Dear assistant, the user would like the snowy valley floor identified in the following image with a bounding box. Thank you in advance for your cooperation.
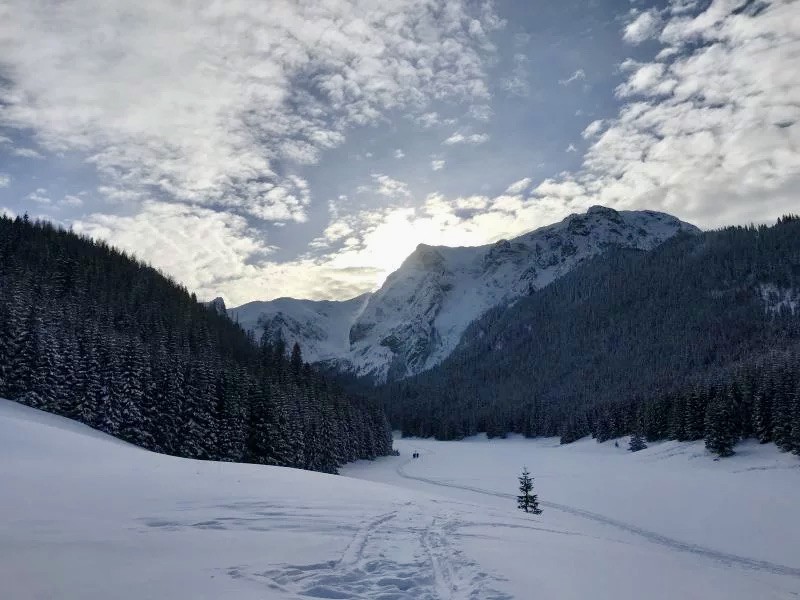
[2,399,799,599]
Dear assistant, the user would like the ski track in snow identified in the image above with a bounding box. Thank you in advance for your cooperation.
[395,459,800,579]
[232,504,511,599]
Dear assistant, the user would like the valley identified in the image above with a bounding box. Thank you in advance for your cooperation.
[2,0,798,598]
[4,399,798,600]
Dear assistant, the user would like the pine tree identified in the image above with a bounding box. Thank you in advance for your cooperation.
[752,389,772,443]
[704,396,737,457]
[772,370,795,452]
[517,467,542,514]
[684,388,707,441]
[790,384,800,455]
[669,394,687,441]
[628,431,647,452]
[290,342,303,379]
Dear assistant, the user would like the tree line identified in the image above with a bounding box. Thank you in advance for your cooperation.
[0,215,392,473]
[374,216,800,457]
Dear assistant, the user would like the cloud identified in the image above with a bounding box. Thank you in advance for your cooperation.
[501,53,530,97]
[0,173,9,187]
[394,149,405,159]
[566,143,578,153]
[615,63,673,97]
[623,9,662,44]
[76,182,583,303]
[300,182,602,296]
[582,120,605,139]
[358,173,412,199]
[1,207,14,218]
[541,0,800,227]
[294,0,798,298]
[27,189,51,204]
[73,201,277,303]
[468,105,493,121]
[416,112,441,128]
[4,0,796,308]
[12,148,43,159]
[61,194,84,207]
[0,0,499,221]
[559,69,586,86]
[443,132,490,145]
[505,177,532,195]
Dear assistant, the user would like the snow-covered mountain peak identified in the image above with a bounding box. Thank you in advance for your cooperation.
[400,243,449,271]
[229,294,370,364]
[230,207,699,382]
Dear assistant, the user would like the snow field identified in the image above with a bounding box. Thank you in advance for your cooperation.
[3,399,799,599]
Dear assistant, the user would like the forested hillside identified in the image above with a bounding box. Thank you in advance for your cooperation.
[379,216,800,456]
[0,215,392,472]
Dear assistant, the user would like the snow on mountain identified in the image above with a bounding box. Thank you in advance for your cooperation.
[228,294,370,363]
[231,206,699,382]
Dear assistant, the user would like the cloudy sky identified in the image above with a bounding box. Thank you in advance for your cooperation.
[0,0,798,305]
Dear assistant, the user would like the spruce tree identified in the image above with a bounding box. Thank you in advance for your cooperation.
[704,396,737,457]
[628,431,647,452]
[790,385,800,455]
[752,389,772,443]
[517,467,542,514]
[290,342,303,379]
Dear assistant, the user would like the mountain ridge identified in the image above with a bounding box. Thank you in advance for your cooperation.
[229,206,700,382]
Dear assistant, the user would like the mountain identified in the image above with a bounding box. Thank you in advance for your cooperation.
[229,294,370,363]
[376,216,800,454]
[204,296,227,315]
[231,206,699,382]
[0,215,392,472]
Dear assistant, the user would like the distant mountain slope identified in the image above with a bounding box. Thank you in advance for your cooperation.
[229,294,370,363]
[232,206,698,382]
[0,216,392,472]
[377,216,800,454]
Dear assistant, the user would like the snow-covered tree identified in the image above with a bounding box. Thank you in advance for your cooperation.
[628,432,647,452]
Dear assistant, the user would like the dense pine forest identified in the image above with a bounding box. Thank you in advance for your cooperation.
[377,216,800,457]
[0,215,392,473]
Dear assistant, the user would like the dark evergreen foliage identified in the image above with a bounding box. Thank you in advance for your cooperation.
[0,215,392,473]
[517,467,542,514]
[628,432,647,453]
[375,218,800,458]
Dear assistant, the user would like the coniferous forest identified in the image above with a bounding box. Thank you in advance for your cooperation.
[0,215,392,473]
[376,217,800,457]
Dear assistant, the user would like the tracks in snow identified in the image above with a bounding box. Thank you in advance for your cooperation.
[250,505,509,599]
[396,459,800,579]
[338,511,398,568]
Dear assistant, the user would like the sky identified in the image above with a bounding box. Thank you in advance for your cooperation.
[0,0,798,306]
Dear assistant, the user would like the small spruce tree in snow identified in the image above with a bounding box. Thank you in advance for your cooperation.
[628,431,647,452]
[517,467,542,514]
[704,396,737,457]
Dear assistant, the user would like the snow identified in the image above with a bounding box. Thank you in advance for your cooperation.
[760,283,799,316]
[228,294,370,363]
[229,207,700,382]
[3,399,798,599]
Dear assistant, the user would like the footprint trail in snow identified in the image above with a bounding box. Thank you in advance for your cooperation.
[251,504,511,600]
